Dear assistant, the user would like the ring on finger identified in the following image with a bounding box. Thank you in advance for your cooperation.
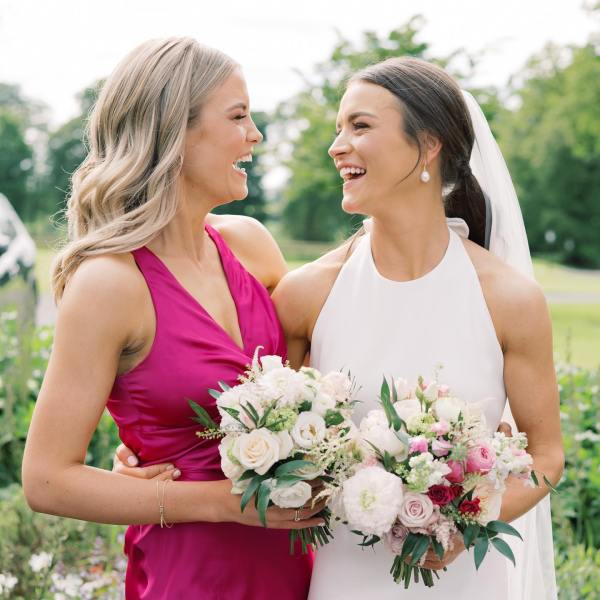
[294,509,302,522]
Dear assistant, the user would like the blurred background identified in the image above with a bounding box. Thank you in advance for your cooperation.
[1,1,599,598]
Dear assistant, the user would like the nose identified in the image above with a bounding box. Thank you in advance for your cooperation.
[328,133,350,159]
[248,117,263,144]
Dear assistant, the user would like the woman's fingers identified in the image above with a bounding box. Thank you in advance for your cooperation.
[115,443,139,467]
[113,460,180,480]
[497,421,513,437]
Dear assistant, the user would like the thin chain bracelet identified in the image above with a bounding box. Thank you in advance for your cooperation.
[156,479,173,528]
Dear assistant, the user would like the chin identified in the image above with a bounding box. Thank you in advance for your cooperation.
[341,193,366,215]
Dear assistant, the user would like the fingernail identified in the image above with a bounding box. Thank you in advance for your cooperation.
[165,464,174,471]
[173,469,181,479]
[318,521,326,526]
[127,456,138,466]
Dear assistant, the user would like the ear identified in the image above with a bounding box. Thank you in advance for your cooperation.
[420,132,442,164]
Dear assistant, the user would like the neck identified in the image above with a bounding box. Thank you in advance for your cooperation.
[368,190,449,282]
[147,185,213,262]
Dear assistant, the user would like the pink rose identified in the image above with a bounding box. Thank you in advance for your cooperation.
[430,419,450,436]
[398,492,436,529]
[445,460,465,483]
[384,521,410,555]
[466,443,496,474]
[409,436,429,454]
[432,438,453,457]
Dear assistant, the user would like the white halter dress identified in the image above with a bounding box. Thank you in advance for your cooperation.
[308,226,552,599]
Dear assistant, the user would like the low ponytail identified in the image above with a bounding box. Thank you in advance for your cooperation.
[444,167,487,248]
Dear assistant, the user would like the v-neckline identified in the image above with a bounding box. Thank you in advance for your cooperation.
[143,226,246,353]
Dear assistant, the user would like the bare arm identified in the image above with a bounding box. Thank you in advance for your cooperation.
[497,279,564,522]
[22,255,322,529]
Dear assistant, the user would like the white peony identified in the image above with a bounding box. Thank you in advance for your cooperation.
[260,367,310,407]
[217,383,264,430]
[342,466,404,536]
[270,481,312,508]
[311,390,336,417]
[234,429,281,475]
[423,382,439,402]
[28,551,53,573]
[359,410,408,459]
[394,399,422,424]
[260,355,284,372]
[473,479,504,525]
[320,371,353,404]
[291,411,326,449]
[433,396,466,423]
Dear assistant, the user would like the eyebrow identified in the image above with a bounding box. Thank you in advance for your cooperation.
[336,111,378,128]
[226,102,248,111]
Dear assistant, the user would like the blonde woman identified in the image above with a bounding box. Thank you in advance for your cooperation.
[22,38,321,600]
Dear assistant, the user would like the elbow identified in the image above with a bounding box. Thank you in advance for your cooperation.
[21,462,58,515]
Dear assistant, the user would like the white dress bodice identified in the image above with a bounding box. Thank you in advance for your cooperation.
[308,227,555,599]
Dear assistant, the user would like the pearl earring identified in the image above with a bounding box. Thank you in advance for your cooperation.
[420,166,430,183]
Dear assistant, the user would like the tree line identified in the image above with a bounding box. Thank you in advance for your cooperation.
[1,14,599,266]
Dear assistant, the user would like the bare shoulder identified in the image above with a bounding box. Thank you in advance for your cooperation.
[272,236,357,339]
[463,239,549,349]
[206,213,286,290]
[59,252,147,346]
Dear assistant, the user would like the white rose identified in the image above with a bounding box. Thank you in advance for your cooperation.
[434,397,465,423]
[473,480,504,525]
[260,355,284,372]
[277,430,294,460]
[394,399,422,424]
[312,390,336,416]
[398,492,435,529]
[217,384,264,430]
[234,429,281,475]
[270,481,312,508]
[359,410,408,459]
[291,411,326,449]
[342,466,404,536]
[219,434,245,481]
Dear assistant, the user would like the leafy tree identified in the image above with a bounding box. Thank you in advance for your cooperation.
[499,43,600,266]
[212,111,269,221]
[0,109,33,219]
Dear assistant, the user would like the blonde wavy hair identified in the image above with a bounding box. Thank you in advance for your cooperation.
[51,37,237,301]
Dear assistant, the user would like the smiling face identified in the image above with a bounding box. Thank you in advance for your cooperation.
[329,81,424,215]
[181,67,262,208]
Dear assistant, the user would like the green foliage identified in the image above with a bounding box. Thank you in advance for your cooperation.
[0,313,121,487]
[499,44,600,266]
[555,543,600,600]
[552,365,600,550]
[0,485,124,599]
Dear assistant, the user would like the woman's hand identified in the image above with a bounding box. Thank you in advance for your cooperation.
[417,532,466,570]
[112,443,181,481]
[215,479,328,530]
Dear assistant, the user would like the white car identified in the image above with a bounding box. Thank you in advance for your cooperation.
[0,193,37,322]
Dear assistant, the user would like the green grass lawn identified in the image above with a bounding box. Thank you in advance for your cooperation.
[35,247,600,368]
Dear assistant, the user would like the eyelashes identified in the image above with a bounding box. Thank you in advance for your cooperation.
[335,122,369,135]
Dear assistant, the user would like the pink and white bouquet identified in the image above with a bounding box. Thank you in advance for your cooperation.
[189,349,360,553]
[339,375,540,588]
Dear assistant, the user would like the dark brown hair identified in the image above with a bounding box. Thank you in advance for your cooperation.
[349,56,486,247]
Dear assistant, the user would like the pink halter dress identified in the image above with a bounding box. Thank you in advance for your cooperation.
[108,224,312,599]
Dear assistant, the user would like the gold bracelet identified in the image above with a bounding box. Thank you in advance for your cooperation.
[156,479,173,528]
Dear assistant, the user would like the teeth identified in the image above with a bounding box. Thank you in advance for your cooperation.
[339,166,366,179]
[233,154,252,172]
